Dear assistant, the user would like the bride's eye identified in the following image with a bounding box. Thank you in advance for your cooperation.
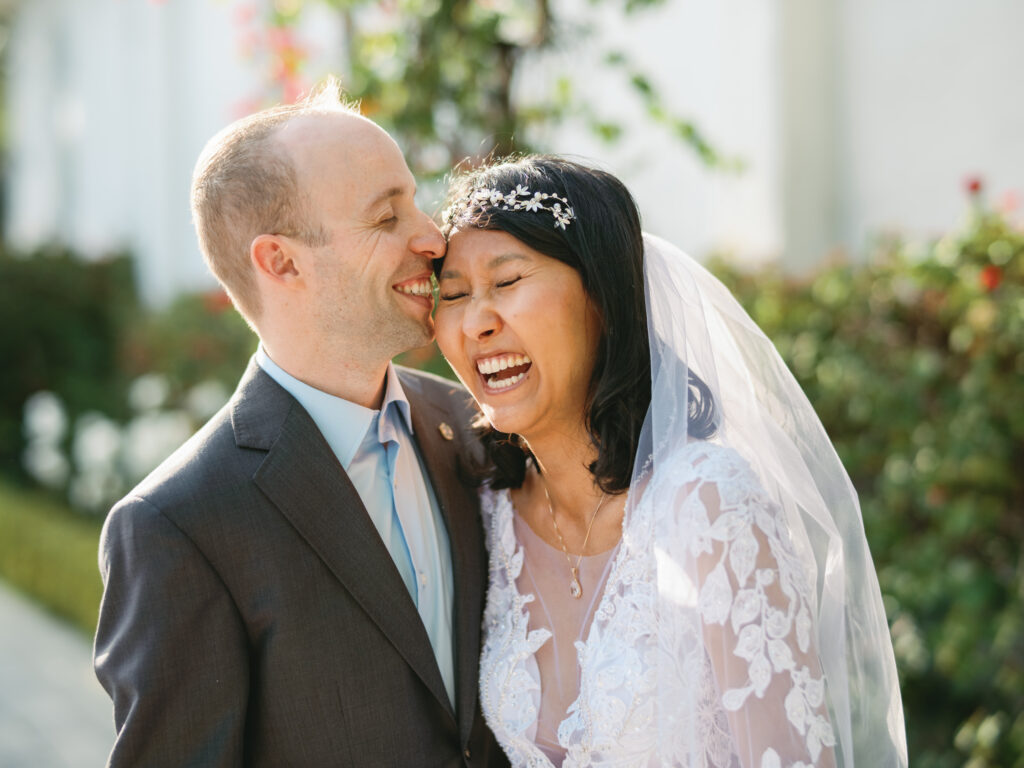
[439,290,467,302]
[496,276,521,289]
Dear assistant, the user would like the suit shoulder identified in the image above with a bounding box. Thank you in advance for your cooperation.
[396,365,475,413]
[396,365,483,460]
[395,364,462,394]
[117,404,251,513]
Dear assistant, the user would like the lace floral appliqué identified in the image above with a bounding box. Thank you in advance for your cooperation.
[479,442,836,768]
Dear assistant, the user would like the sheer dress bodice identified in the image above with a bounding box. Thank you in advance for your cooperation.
[478,441,838,768]
[512,515,618,764]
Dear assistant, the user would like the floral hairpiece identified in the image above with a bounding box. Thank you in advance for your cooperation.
[442,185,576,230]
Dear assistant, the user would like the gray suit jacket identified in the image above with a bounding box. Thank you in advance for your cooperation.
[94,361,507,767]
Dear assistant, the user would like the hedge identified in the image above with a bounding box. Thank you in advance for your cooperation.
[0,481,103,634]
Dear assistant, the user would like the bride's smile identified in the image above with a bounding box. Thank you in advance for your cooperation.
[475,352,532,391]
[435,227,602,442]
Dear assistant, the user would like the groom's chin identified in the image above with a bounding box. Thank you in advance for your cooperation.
[399,315,435,349]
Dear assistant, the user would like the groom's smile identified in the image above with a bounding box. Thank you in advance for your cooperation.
[278,112,446,362]
[393,274,435,311]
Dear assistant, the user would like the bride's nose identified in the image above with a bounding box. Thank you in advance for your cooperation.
[462,296,501,341]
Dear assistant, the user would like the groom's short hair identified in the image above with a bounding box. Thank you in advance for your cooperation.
[190,77,360,323]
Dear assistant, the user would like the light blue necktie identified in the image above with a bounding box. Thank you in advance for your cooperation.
[359,410,418,602]
[377,404,456,706]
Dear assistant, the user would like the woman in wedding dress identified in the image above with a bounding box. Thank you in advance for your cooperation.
[433,155,907,768]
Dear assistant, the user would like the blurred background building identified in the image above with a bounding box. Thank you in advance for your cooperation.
[4,0,1023,304]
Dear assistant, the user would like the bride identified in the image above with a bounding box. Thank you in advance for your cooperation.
[433,155,907,767]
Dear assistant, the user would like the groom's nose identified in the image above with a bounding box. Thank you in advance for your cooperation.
[410,211,445,260]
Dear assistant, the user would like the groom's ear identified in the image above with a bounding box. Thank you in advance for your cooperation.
[251,234,302,287]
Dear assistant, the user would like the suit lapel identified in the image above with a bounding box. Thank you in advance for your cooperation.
[233,364,454,717]
[401,371,485,743]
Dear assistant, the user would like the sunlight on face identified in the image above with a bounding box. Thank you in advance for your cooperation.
[434,228,602,441]
[282,113,444,360]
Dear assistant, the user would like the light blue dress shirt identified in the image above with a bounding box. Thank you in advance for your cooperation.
[255,347,456,706]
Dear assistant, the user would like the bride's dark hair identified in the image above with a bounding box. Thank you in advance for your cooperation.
[439,155,715,493]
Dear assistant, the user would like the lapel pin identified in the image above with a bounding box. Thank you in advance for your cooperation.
[438,423,454,441]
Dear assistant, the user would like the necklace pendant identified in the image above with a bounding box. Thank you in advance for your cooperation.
[569,573,583,599]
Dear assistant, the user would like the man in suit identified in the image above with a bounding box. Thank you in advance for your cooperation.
[93,83,506,767]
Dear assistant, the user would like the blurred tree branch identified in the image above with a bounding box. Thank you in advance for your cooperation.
[252,0,737,178]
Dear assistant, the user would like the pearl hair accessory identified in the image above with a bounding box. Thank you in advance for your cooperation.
[442,185,576,230]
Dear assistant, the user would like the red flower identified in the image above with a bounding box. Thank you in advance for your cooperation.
[965,176,983,196]
[281,76,307,105]
[236,28,261,58]
[203,289,234,314]
[266,26,296,54]
[979,265,1003,292]
[231,98,263,119]
[925,485,948,508]
[233,3,258,26]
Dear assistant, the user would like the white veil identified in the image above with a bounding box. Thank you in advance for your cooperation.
[633,233,907,767]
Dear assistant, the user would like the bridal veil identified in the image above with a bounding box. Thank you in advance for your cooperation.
[634,233,908,767]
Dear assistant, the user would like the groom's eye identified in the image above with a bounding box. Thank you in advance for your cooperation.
[495,276,521,288]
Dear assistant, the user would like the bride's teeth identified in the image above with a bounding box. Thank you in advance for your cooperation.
[476,353,532,375]
[488,371,526,390]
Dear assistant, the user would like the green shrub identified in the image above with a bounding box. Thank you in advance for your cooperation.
[712,189,1024,768]
[0,246,138,480]
[119,290,256,395]
[2,248,257,509]
[0,480,103,634]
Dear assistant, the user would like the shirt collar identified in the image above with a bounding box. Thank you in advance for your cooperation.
[380,360,413,434]
[254,346,414,469]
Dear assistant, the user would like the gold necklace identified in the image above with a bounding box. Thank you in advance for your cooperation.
[542,482,608,599]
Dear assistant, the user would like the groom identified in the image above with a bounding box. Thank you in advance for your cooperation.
[94,83,506,767]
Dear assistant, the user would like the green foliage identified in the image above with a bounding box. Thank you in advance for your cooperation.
[0,246,138,479]
[602,50,742,170]
[0,481,103,635]
[395,341,458,381]
[119,291,256,398]
[0,246,256,498]
[266,0,723,178]
[711,194,1024,767]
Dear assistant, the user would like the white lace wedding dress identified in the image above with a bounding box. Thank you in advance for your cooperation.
[478,441,837,768]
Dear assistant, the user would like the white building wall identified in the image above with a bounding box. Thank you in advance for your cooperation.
[779,0,841,270]
[5,0,264,304]
[545,0,1024,268]
[4,0,1023,303]
[837,0,1024,248]
[6,0,61,249]
[528,0,782,264]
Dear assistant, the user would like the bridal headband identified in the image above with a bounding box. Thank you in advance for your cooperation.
[442,185,576,230]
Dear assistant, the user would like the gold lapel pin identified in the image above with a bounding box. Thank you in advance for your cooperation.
[438,423,454,441]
